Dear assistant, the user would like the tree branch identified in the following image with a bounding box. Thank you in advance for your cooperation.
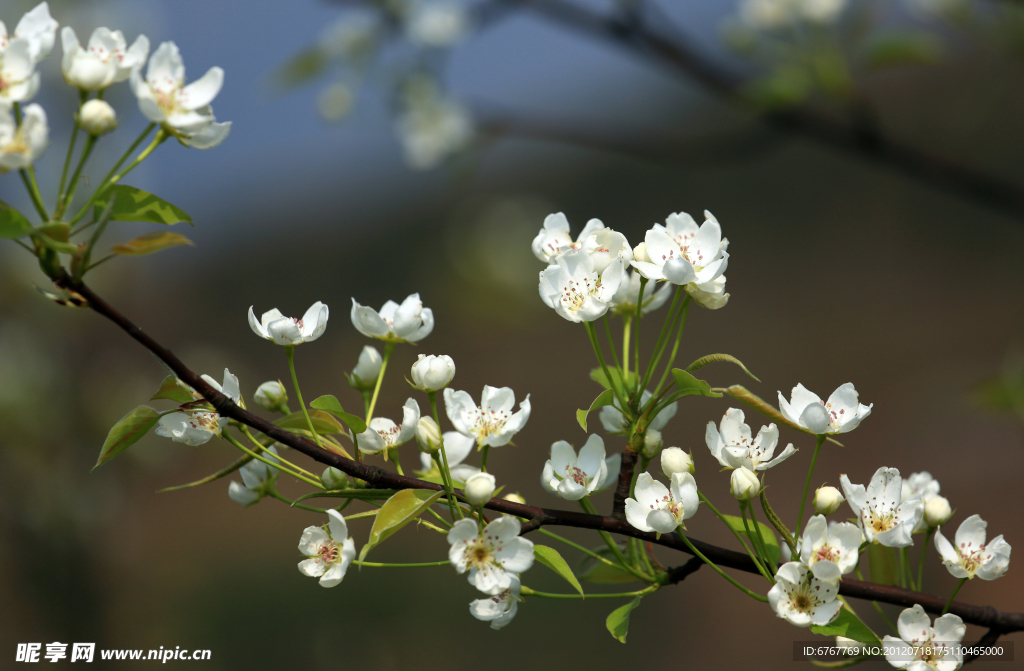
[55,272,1024,634]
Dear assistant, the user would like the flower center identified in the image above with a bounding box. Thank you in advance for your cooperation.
[866,509,896,534]
[464,538,499,570]
[822,400,846,429]
[564,465,587,486]
[813,545,840,564]
[187,412,220,433]
[787,584,821,614]
[317,540,340,565]
[376,423,403,447]
[957,541,990,576]
[468,407,510,441]
[559,276,601,313]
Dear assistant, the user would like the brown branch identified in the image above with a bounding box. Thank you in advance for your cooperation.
[56,272,1024,634]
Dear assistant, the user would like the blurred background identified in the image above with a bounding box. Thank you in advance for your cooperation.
[1,0,1022,668]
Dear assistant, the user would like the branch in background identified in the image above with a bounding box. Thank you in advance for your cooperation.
[55,271,1024,634]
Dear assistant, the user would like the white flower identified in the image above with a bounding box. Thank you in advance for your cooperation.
[0,3,58,62]
[228,447,280,506]
[841,467,924,547]
[447,516,534,595]
[444,385,531,448]
[319,13,379,61]
[779,383,872,435]
[356,398,420,454]
[730,466,761,501]
[130,41,231,149]
[768,562,841,627]
[531,212,604,264]
[464,472,496,505]
[600,389,677,435]
[934,514,1011,581]
[706,408,797,471]
[798,515,862,582]
[351,345,383,388]
[78,99,117,135]
[546,452,620,495]
[248,302,329,345]
[415,416,443,453]
[470,573,520,630]
[686,274,730,310]
[503,492,526,504]
[739,0,847,29]
[298,510,356,588]
[418,430,479,482]
[60,26,148,91]
[882,605,965,671]
[661,447,694,477]
[541,434,608,501]
[411,353,455,391]
[253,381,288,412]
[924,496,952,528]
[351,293,434,343]
[0,38,39,102]
[582,227,633,274]
[538,250,625,323]
[902,471,943,532]
[405,0,470,48]
[0,102,46,170]
[155,368,240,446]
[813,486,845,515]
[631,210,729,292]
[396,79,472,169]
[609,270,674,316]
[625,471,699,533]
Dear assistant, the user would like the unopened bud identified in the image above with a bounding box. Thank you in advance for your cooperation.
[642,429,663,458]
[464,472,496,505]
[813,486,844,515]
[351,345,382,389]
[924,495,952,528]
[253,380,288,412]
[79,99,117,135]
[730,466,761,501]
[321,467,349,490]
[410,353,455,392]
[503,492,526,505]
[415,416,442,453]
[661,447,694,477]
[633,241,651,264]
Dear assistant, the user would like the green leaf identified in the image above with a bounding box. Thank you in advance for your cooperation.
[810,606,881,646]
[534,545,584,596]
[867,543,899,586]
[94,185,193,225]
[578,546,640,584]
[272,48,329,91]
[94,405,160,469]
[686,353,760,382]
[150,375,196,404]
[605,596,643,643]
[576,388,615,432]
[274,409,346,435]
[111,231,194,256]
[670,369,722,398]
[309,394,368,433]
[590,367,638,392]
[863,32,941,72]
[359,489,444,561]
[720,514,781,566]
[0,199,32,239]
[724,385,843,446]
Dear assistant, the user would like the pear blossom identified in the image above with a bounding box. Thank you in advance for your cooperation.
[60,26,148,91]
[78,99,117,135]
[841,467,924,547]
[798,515,862,582]
[0,3,58,62]
[444,385,531,448]
[541,434,608,501]
[730,466,761,501]
[351,345,383,388]
[625,471,699,534]
[351,293,434,343]
[531,212,604,264]
[600,389,677,435]
[609,270,674,316]
[356,398,420,454]
[768,562,842,627]
[464,472,496,505]
[538,250,625,323]
[396,78,472,169]
[503,492,526,505]
[0,38,40,102]
[706,408,797,471]
[411,353,455,391]
[155,368,240,446]
[779,383,872,435]
[130,41,231,149]
[740,0,847,29]
[228,447,280,506]
[582,227,633,273]
[298,510,356,588]
[934,514,1011,581]
[418,430,480,482]
[687,274,730,310]
[924,496,952,528]
[902,471,943,532]
[470,574,520,630]
[447,516,535,595]
[253,381,288,412]
[248,302,329,346]
[882,605,965,671]
[814,486,845,515]
[405,0,470,48]
[0,102,47,170]
[415,416,443,453]
[661,447,694,477]
[631,210,729,295]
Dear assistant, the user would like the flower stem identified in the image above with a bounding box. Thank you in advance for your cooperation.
[622,316,632,376]
[268,490,328,513]
[677,530,768,602]
[537,528,622,570]
[520,584,658,599]
[747,502,776,575]
[365,341,394,422]
[240,424,318,481]
[429,390,461,520]
[650,295,691,397]
[640,286,682,390]
[942,577,967,615]
[916,528,935,591]
[703,489,771,582]
[56,91,87,213]
[220,432,322,489]
[355,560,451,568]
[741,502,775,582]
[633,276,647,391]
[855,567,898,633]
[760,487,798,554]
[584,321,628,410]
[68,123,158,226]
[59,134,96,218]
[795,434,826,537]
[285,345,323,449]
[603,315,622,371]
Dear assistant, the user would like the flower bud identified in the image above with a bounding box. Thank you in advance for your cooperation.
[351,345,382,389]
[924,495,952,528]
[321,466,349,490]
[661,447,694,477]
[813,486,844,515]
[503,492,526,505]
[464,472,496,505]
[633,241,651,264]
[415,416,442,453]
[79,99,117,136]
[642,429,663,459]
[253,380,288,412]
[730,466,761,501]
[410,353,455,392]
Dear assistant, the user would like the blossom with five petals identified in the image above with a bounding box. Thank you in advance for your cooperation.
[356,398,420,454]
[841,467,924,547]
[600,389,677,435]
[631,210,729,289]
[0,38,40,102]
[882,605,965,671]
[297,510,356,588]
[447,516,534,595]
[779,382,872,435]
[768,562,841,627]
[541,434,608,501]
[470,573,521,630]
[155,368,240,446]
[798,514,862,582]
[351,293,434,343]
[249,302,329,345]
[934,514,1011,581]
[0,102,47,170]
[0,3,58,62]
[625,471,699,534]
[531,212,605,264]
[705,407,797,471]
[60,26,148,91]
[538,250,625,323]
[443,385,531,448]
